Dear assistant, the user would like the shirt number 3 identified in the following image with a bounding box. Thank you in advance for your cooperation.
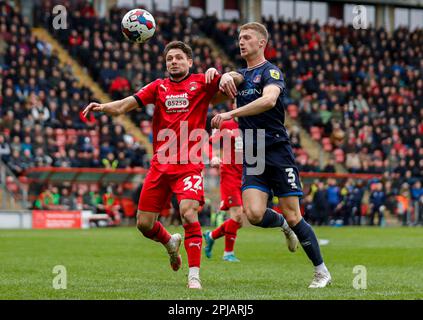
[285,168,298,190]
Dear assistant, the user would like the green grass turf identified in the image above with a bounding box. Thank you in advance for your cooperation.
[0,226,422,300]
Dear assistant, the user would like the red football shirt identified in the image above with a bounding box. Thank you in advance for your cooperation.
[210,118,243,175]
[133,73,221,173]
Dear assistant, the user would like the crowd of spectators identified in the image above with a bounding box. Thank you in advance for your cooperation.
[207,17,422,180]
[202,16,422,225]
[37,1,326,171]
[33,182,131,226]
[302,178,423,226]
[37,1,233,132]
[0,0,148,182]
[2,1,422,225]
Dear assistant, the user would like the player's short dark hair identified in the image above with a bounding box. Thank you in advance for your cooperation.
[240,22,269,43]
[164,41,193,60]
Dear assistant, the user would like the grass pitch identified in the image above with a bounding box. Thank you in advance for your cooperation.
[0,226,422,300]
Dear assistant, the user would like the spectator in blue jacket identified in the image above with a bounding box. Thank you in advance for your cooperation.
[327,179,341,223]
[410,181,423,225]
[369,182,386,226]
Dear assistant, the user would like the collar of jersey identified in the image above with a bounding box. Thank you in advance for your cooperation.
[169,72,192,83]
[246,60,268,71]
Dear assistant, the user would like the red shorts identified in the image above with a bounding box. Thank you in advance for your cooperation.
[138,164,205,213]
[220,170,242,211]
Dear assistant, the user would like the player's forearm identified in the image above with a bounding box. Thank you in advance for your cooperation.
[227,71,244,86]
[229,96,275,118]
[102,96,138,116]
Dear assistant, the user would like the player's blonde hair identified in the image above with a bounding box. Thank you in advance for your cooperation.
[239,22,269,44]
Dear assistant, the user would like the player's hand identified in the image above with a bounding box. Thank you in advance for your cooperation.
[82,102,103,118]
[211,112,232,129]
[210,156,221,168]
[205,68,219,84]
[219,73,237,99]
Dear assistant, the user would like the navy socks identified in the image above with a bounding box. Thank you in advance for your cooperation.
[253,208,286,228]
[291,219,323,266]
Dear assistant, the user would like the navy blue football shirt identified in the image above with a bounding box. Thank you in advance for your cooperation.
[236,60,289,147]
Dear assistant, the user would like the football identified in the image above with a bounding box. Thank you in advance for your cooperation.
[121,9,156,43]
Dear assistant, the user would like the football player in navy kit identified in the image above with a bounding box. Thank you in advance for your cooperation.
[210,22,332,288]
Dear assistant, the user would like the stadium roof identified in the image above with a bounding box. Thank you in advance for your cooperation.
[325,0,423,8]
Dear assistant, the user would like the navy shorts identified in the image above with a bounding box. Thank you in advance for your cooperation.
[241,142,303,198]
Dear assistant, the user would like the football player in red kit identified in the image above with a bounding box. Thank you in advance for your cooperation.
[83,41,243,289]
[204,117,243,262]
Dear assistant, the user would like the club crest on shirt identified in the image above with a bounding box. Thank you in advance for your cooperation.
[269,69,280,80]
[189,82,198,91]
[253,75,261,83]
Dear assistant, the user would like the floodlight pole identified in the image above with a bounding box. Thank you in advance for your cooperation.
[240,0,262,23]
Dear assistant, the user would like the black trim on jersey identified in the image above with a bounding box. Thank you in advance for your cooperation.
[132,95,144,108]
[169,72,192,83]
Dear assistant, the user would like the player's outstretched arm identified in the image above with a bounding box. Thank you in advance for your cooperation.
[82,96,138,118]
[211,85,280,129]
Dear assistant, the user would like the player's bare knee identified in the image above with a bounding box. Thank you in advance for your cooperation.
[179,200,199,223]
[284,212,301,226]
[229,207,243,224]
[180,208,198,223]
[233,214,243,224]
[136,213,155,233]
[243,206,263,225]
[280,198,302,226]
[281,205,301,226]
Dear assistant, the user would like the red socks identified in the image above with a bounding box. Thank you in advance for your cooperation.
[211,220,227,239]
[142,221,171,245]
[211,219,241,252]
[224,219,241,253]
[183,222,202,268]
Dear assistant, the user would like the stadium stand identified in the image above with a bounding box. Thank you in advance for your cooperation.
[37,1,234,131]
[206,17,423,180]
[0,1,148,219]
[0,0,421,226]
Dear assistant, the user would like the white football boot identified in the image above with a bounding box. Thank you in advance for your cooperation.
[282,227,299,252]
[308,270,332,288]
[165,233,182,271]
[187,276,202,289]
